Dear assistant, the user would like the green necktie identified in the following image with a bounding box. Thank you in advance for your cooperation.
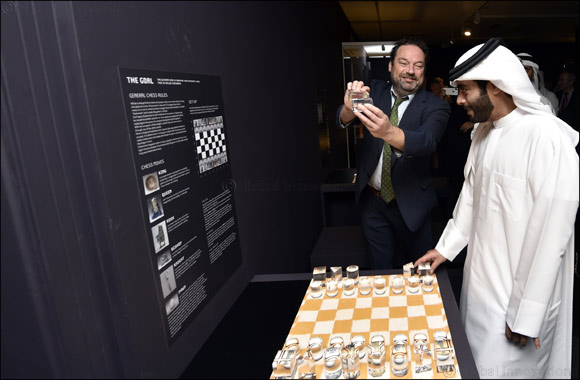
[381,96,408,202]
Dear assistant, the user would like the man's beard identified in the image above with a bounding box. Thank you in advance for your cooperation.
[392,74,422,96]
[466,93,493,123]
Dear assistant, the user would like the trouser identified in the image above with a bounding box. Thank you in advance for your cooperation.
[360,185,433,269]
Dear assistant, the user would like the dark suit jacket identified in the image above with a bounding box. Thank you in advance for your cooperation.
[337,79,450,232]
[557,87,579,132]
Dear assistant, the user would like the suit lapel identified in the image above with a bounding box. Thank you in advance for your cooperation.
[399,88,425,131]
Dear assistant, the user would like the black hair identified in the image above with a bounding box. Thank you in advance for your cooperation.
[391,37,429,65]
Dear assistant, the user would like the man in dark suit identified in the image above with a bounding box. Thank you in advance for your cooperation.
[556,70,578,133]
[336,37,450,269]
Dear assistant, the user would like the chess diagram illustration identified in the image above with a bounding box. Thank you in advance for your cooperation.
[193,116,227,174]
[271,268,461,379]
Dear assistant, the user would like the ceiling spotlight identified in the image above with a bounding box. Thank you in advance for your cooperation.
[464,28,472,37]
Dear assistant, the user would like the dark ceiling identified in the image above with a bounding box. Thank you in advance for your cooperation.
[339,1,580,47]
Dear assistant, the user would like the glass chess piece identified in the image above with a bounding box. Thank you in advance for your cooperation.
[310,280,323,298]
[358,277,371,295]
[366,340,386,377]
[298,349,317,379]
[346,265,359,285]
[350,335,366,360]
[422,274,434,292]
[412,333,432,368]
[341,343,360,379]
[391,334,409,377]
[272,346,299,379]
[329,336,344,351]
[323,346,342,379]
[330,266,343,287]
[343,278,355,296]
[312,266,326,283]
[373,276,386,295]
[407,275,420,294]
[403,262,414,278]
[391,275,404,295]
[349,90,373,113]
[433,331,455,375]
[326,279,339,297]
[307,337,324,362]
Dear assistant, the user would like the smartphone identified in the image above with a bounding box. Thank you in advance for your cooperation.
[443,87,458,96]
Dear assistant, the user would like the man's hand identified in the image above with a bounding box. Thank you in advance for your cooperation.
[344,81,370,112]
[414,249,447,274]
[505,323,540,349]
[354,103,393,140]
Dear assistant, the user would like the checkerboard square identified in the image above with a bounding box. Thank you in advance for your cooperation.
[371,307,389,319]
[427,315,446,329]
[316,309,337,321]
[407,294,424,306]
[312,320,335,335]
[353,308,372,320]
[338,298,356,309]
[335,309,354,320]
[292,321,315,334]
[389,306,408,318]
[425,304,443,316]
[332,319,353,333]
[407,305,426,317]
[302,299,323,310]
[389,318,408,331]
[370,318,388,332]
[351,319,371,333]
[371,296,389,308]
[297,310,319,322]
[389,295,408,307]
[408,316,428,331]
[423,294,441,305]
[355,297,373,309]
[320,299,339,310]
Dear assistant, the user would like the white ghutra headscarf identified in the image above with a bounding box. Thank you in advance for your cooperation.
[449,39,578,146]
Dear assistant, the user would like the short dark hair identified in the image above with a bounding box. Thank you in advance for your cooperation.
[391,37,429,65]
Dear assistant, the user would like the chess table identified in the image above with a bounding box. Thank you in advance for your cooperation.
[269,268,478,379]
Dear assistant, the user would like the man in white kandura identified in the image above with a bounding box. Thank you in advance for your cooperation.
[516,52,559,115]
[415,38,578,379]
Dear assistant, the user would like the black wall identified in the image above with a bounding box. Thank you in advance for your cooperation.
[1,1,353,378]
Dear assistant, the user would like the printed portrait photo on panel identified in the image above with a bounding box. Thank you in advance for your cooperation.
[143,171,160,195]
[148,194,164,223]
[165,293,179,315]
[157,250,172,271]
[160,265,177,298]
[151,220,169,253]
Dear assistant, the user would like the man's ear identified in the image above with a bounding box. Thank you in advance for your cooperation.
[487,82,502,95]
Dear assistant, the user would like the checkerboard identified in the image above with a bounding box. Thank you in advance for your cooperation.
[194,122,227,173]
[271,274,461,379]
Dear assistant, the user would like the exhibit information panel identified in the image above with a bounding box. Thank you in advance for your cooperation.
[271,274,461,379]
[119,68,241,345]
